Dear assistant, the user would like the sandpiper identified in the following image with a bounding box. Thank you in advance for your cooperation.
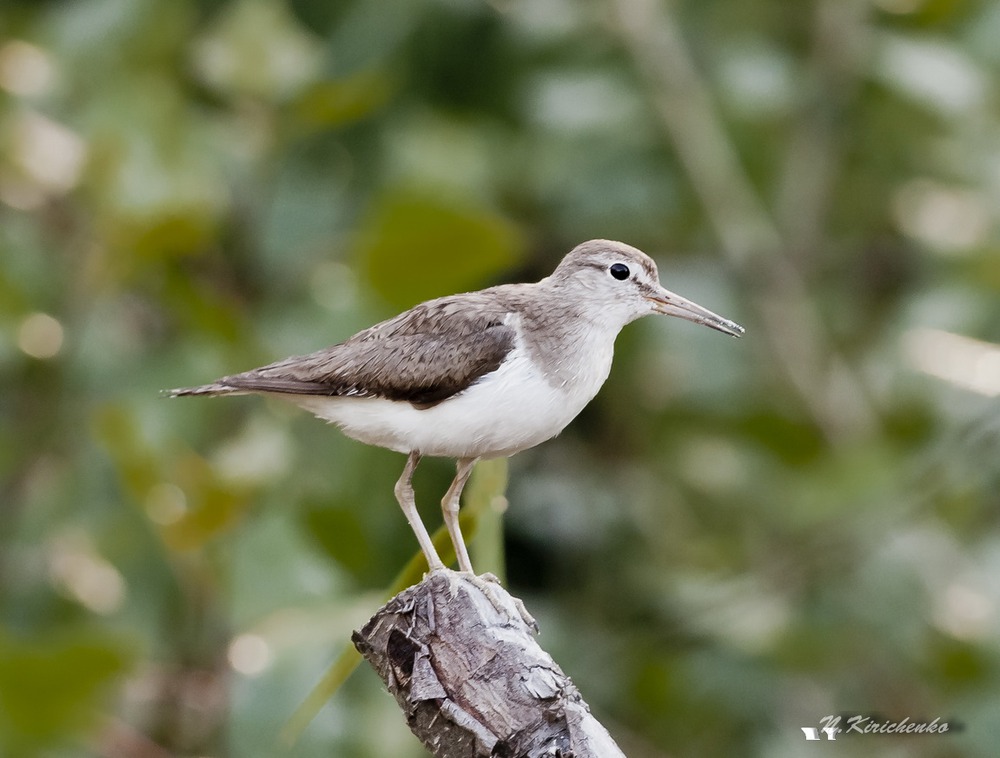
[169,239,743,574]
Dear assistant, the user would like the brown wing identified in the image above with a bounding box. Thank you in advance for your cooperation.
[211,292,517,408]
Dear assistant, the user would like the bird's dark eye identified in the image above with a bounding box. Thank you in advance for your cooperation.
[609,263,630,280]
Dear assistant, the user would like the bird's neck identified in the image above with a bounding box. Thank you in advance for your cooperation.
[510,284,622,393]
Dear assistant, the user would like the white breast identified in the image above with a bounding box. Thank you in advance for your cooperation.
[290,332,616,459]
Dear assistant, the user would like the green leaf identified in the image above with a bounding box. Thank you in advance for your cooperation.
[293,69,394,130]
[354,189,523,310]
[0,628,133,754]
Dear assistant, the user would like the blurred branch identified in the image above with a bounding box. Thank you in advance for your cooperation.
[283,460,509,745]
[466,458,509,580]
[281,519,468,745]
[775,0,871,257]
[353,571,625,758]
[609,0,878,443]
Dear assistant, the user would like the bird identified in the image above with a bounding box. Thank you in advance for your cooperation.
[168,239,743,575]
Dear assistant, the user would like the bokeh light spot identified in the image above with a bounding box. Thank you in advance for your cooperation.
[17,312,64,359]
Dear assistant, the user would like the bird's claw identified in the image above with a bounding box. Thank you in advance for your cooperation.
[426,568,537,632]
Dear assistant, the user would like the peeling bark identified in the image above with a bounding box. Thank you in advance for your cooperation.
[353,571,625,758]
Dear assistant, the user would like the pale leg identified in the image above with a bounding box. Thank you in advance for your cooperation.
[394,452,444,571]
[441,458,478,573]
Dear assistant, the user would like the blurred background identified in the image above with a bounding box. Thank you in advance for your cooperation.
[2,0,999,756]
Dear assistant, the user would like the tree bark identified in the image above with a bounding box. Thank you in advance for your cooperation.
[352,570,626,758]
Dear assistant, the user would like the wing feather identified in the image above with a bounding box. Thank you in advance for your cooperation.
[217,292,517,408]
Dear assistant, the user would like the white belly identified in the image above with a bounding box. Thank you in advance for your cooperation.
[289,346,611,459]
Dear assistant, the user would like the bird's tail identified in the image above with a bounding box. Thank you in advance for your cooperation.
[163,383,246,398]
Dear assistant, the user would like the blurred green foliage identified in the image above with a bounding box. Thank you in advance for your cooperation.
[2,0,999,756]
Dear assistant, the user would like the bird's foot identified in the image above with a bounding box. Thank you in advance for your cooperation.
[438,570,537,633]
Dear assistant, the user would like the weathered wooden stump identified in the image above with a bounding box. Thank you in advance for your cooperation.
[353,570,625,757]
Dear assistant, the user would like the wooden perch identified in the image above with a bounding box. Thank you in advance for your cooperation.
[352,570,626,758]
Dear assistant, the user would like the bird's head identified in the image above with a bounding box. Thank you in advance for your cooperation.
[549,239,744,337]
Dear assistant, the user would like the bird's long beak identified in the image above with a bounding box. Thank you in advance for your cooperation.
[647,286,745,338]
